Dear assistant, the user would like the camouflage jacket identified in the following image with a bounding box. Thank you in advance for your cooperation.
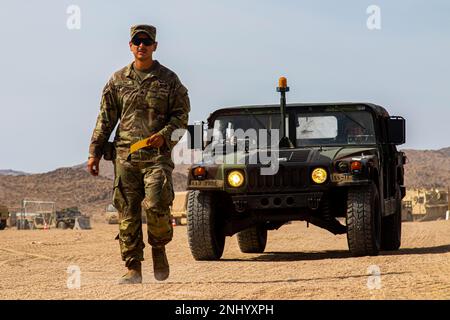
[89,60,190,164]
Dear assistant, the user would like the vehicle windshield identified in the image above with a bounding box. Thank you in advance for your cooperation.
[210,110,376,148]
[295,110,376,146]
[211,113,281,149]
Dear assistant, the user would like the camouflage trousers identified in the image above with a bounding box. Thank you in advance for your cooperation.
[113,159,175,267]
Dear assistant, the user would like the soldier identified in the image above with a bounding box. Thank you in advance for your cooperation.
[87,24,190,283]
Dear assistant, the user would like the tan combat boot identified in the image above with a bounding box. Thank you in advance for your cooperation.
[152,246,169,281]
[118,260,142,284]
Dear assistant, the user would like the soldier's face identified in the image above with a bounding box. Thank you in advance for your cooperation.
[129,33,157,61]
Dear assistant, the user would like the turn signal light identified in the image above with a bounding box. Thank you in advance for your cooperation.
[193,166,206,178]
[351,161,362,172]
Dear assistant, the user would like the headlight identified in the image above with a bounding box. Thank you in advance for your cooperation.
[311,168,327,184]
[227,170,245,187]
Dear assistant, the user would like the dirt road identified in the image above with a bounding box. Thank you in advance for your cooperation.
[1,220,449,299]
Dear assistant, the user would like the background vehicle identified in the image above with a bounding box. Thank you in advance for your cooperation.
[402,188,449,221]
[55,207,91,229]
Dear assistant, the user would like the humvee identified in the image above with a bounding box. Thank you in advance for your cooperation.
[55,207,91,229]
[184,78,406,260]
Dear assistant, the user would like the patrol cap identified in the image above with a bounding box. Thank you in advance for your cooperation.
[130,24,156,41]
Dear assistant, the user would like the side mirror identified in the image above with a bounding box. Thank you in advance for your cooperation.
[187,122,204,150]
[387,116,405,145]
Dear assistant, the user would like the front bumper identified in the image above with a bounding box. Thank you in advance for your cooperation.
[232,192,323,211]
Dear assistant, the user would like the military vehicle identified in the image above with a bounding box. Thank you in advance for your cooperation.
[55,207,91,229]
[184,77,406,260]
[0,204,9,230]
[403,188,449,221]
[421,189,448,221]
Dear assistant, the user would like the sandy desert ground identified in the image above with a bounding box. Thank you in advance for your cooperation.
[1,220,450,300]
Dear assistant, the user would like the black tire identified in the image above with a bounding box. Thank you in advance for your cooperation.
[57,221,68,229]
[187,190,225,261]
[237,225,267,253]
[346,183,381,256]
[0,219,6,230]
[381,187,402,251]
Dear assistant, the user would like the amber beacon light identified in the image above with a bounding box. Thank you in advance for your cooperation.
[278,76,288,89]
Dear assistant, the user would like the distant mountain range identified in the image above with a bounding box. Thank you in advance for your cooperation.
[0,147,448,216]
[0,169,30,176]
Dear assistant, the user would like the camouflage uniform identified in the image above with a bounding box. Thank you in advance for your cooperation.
[89,57,190,267]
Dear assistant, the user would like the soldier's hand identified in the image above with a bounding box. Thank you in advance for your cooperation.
[147,133,165,148]
[87,157,100,176]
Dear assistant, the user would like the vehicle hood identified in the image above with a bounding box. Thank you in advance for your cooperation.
[201,146,377,165]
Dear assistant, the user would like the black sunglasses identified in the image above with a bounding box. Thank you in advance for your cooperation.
[131,37,154,46]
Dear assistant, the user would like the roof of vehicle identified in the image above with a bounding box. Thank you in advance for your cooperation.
[207,102,390,123]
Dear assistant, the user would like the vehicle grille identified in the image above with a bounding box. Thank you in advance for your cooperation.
[246,165,309,192]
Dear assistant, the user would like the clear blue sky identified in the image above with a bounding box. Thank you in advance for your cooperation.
[0,0,449,173]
